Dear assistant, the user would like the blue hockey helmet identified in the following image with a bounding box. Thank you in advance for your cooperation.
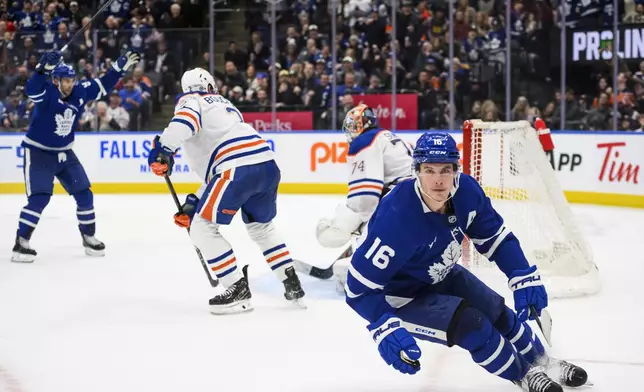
[52,63,76,79]
[413,132,460,170]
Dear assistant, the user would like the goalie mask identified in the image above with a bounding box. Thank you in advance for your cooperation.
[181,67,218,94]
[342,104,378,143]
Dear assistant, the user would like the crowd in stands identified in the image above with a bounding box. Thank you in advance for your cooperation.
[2,0,644,131]
[1,0,207,130]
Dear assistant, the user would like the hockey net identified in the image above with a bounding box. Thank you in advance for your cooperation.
[461,120,600,298]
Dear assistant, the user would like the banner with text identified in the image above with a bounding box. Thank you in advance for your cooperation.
[0,132,642,204]
[243,111,312,131]
[349,93,418,130]
[569,24,644,63]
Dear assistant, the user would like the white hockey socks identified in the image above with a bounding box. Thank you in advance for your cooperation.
[190,215,243,287]
[246,221,294,281]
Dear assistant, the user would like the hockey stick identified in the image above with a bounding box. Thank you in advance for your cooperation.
[530,306,553,346]
[164,174,219,288]
[60,0,118,53]
[293,244,353,280]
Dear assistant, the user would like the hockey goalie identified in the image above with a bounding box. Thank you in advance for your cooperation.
[305,104,413,291]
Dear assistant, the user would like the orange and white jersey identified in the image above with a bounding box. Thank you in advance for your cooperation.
[346,128,413,221]
[158,92,274,184]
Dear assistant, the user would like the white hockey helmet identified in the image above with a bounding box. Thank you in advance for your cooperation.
[181,67,218,94]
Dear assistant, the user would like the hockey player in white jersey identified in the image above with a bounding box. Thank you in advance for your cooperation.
[147,68,305,314]
[312,104,413,287]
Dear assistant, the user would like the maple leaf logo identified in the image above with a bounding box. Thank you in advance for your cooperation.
[54,108,76,137]
[427,240,462,283]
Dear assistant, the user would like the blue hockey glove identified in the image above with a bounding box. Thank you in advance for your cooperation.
[36,51,62,74]
[508,265,548,322]
[367,314,421,375]
[113,50,141,73]
[149,135,176,176]
[174,194,199,228]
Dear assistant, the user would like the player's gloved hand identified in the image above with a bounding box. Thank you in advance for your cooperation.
[367,314,421,375]
[508,265,548,322]
[36,51,62,74]
[149,135,175,176]
[113,50,141,73]
[174,193,199,228]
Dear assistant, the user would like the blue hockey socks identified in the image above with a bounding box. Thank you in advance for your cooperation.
[17,194,51,239]
[451,306,529,382]
[73,189,96,236]
[495,306,546,365]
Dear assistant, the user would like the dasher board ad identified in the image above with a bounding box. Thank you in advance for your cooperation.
[0,131,642,207]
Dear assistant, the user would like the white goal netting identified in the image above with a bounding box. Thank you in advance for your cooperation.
[461,120,600,298]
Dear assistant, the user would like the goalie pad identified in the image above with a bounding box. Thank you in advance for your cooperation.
[316,203,363,248]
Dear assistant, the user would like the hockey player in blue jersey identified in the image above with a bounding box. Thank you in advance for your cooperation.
[11,49,141,263]
[345,132,590,392]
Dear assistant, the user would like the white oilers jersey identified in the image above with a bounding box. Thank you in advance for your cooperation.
[346,129,413,221]
[158,92,274,184]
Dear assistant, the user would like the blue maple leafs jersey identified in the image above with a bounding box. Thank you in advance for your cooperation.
[23,69,123,151]
[345,174,532,323]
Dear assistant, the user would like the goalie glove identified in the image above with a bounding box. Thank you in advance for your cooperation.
[316,203,363,248]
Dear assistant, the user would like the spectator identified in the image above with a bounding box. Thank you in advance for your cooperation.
[225,41,248,72]
[106,91,130,130]
[119,79,143,130]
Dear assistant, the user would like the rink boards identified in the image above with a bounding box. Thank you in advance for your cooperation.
[0,131,642,208]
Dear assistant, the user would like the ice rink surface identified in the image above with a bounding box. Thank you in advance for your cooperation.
[0,194,642,392]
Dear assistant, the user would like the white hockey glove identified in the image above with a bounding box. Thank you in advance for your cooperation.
[316,204,363,248]
[113,50,141,73]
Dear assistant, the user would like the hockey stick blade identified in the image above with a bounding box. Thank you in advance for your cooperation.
[164,175,219,288]
[292,244,353,280]
[293,259,334,279]
[530,306,553,346]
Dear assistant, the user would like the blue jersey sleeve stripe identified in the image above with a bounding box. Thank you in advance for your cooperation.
[28,90,46,99]
[469,224,505,245]
[348,178,384,186]
[481,227,510,259]
[348,264,384,290]
[170,118,196,134]
[348,191,381,199]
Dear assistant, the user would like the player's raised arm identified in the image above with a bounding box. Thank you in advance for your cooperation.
[26,52,62,107]
[464,177,548,321]
[81,50,141,101]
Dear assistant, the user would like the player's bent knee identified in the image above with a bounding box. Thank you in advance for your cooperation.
[245,221,275,242]
[27,193,52,211]
[72,189,93,208]
[449,304,494,351]
[190,215,222,244]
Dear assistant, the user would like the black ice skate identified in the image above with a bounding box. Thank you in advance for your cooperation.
[515,367,563,392]
[283,266,306,308]
[82,233,105,257]
[11,235,37,263]
[209,265,253,315]
[546,359,589,387]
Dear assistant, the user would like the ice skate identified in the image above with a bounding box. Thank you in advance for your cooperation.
[209,265,253,315]
[283,266,306,308]
[82,233,105,257]
[545,358,590,388]
[515,367,563,392]
[11,235,36,263]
